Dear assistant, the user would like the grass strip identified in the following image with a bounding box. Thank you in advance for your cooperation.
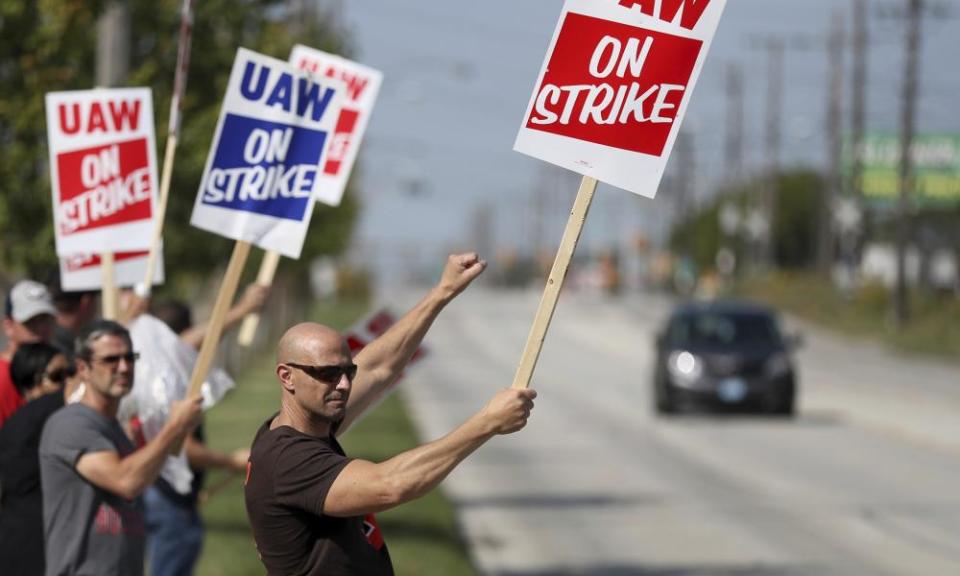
[734,272,960,361]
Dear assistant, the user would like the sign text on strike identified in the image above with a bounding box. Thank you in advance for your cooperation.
[199,60,336,221]
[531,34,683,127]
[525,13,702,157]
[58,140,153,234]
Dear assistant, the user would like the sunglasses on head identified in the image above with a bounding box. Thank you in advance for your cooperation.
[287,362,358,383]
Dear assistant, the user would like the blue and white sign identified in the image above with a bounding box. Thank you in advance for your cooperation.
[190,48,344,258]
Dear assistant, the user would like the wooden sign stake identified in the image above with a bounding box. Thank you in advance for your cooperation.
[237,249,281,347]
[512,176,597,390]
[101,252,119,320]
[187,240,252,398]
[142,0,195,291]
[143,133,178,289]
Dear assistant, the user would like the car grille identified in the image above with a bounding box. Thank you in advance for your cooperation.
[704,354,767,378]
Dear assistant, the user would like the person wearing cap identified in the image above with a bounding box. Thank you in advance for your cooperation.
[1,280,57,427]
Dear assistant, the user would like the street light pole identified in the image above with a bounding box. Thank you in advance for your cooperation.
[820,11,845,276]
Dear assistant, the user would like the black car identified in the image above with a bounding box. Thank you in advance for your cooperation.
[653,301,799,416]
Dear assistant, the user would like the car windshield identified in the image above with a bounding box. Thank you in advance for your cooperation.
[668,311,780,347]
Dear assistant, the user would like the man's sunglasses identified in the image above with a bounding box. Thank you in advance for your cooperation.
[287,362,358,383]
[89,352,140,367]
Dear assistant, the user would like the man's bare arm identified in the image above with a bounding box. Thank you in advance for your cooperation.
[339,253,486,435]
[325,388,535,517]
[75,397,203,500]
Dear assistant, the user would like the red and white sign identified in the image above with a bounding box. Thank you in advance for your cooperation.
[345,308,427,388]
[60,248,165,291]
[45,88,159,255]
[290,45,383,207]
[514,0,727,198]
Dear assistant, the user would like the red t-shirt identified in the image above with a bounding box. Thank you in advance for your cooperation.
[0,358,25,428]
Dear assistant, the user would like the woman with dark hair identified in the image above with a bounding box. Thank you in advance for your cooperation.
[9,342,72,401]
[0,342,78,576]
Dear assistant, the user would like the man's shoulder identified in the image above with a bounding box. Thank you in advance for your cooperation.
[251,421,345,472]
[41,403,105,443]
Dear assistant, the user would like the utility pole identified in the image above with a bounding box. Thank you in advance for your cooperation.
[850,0,868,204]
[674,131,695,228]
[840,0,870,286]
[96,2,130,87]
[819,11,845,275]
[894,0,922,330]
[724,62,744,186]
[762,39,784,270]
[96,1,129,319]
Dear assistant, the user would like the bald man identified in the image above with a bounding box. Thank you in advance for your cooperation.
[244,253,537,576]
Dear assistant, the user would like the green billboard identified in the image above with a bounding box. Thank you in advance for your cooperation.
[844,134,960,208]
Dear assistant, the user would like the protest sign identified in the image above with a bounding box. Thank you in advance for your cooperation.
[290,44,383,207]
[514,0,727,198]
[184,48,344,412]
[190,47,345,259]
[236,47,381,347]
[45,88,159,255]
[344,308,428,375]
[60,248,165,291]
[510,0,727,390]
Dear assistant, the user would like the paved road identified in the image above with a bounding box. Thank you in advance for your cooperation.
[393,288,960,576]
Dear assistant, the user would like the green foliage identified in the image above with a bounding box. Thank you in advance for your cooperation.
[734,272,960,360]
[772,170,824,268]
[670,170,825,271]
[0,1,357,289]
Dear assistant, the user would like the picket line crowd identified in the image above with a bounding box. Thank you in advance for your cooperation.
[0,273,264,575]
[0,253,538,576]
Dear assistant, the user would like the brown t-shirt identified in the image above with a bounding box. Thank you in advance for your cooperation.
[244,416,393,576]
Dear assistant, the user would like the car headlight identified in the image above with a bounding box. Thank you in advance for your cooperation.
[765,352,792,378]
[667,351,703,384]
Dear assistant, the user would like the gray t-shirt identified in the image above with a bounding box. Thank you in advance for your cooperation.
[39,403,145,576]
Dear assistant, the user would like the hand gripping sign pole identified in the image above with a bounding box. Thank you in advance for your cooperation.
[510,0,727,388]
[237,47,382,346]
[143,0,195,293]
